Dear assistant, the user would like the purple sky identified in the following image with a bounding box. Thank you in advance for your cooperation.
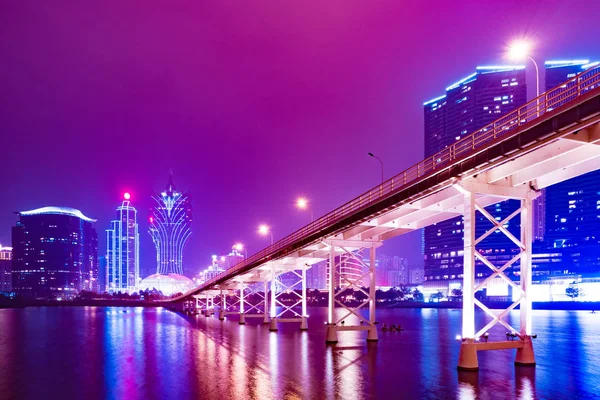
[2,1,600,278]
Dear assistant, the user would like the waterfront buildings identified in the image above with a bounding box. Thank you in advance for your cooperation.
[106,193,140,293]
[0,245,12,294]
[11,207,98,299]
[423,66,527,294]
[194,255,226,286]
[148,173,192,275]
[377,254,408,287]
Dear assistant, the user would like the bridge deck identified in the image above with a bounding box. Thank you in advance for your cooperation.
[168,65,600,303]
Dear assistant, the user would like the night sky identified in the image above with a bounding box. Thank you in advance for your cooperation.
[2,1,600,278]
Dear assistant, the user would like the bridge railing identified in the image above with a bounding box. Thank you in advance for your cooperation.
[183,65,600,298]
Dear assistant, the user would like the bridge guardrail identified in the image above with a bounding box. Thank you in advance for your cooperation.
[174,65,600,302]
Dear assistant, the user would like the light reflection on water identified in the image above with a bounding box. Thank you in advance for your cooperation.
[0,307,599,399]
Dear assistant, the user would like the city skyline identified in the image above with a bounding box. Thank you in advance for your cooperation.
[2,1,600,284]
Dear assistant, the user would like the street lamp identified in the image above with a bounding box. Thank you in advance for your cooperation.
[258,224,274,245]
[233,243,248,259]
[367,152,384,184]
[508,39,540,98]
[296,196,313,222]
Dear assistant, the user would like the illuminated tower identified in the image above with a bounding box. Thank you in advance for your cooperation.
[106,193,140,293]
[149,173,192,275]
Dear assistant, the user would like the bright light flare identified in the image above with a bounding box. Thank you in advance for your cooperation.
[258,224,270,235]
[124,192,131,200]
[296,197,309,210]
[508,40,531,61]
[233,243,244,251]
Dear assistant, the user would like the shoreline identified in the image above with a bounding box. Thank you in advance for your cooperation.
[2,299,600,311]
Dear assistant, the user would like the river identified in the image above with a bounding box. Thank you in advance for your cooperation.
[0,306,598,399]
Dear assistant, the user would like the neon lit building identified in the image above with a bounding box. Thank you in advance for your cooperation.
[11,207,98,299]
[0,245,12,294]
[422,66,527,294]
[149,174,192,275]
[106,193,140,293]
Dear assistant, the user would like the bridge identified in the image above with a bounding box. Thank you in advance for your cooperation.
[165,65,600,370]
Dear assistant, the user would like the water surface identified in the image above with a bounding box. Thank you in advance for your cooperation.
[1,307,599,399]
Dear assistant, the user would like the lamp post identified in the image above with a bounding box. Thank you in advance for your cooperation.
[508,40,540,111]
[258,224,274,245]
[296,196,313,222]
[367,152,384,184]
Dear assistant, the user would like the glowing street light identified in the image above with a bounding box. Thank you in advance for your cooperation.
[233,242,248,259]
[296,196,313,222]
[508,39,539,97]
[124,192,131,200]
[258,224,274,245]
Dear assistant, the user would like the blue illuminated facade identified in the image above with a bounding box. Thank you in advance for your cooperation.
[539,60,600,279]
[423,66,527,292]
[149,174,192,275]
[11,207,99,298]
[106,195,140,293]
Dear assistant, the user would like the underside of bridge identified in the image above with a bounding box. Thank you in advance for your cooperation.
[165,66,600,372]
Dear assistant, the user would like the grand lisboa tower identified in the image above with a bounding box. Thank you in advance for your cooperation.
[140,172,195,295]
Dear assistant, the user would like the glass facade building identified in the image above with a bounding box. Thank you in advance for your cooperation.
[106,194,140,293]
[422,66,527,293]
[149,174,192,276]
[11,207,98,299]
[0,245,12,294]
[540,60,600,279]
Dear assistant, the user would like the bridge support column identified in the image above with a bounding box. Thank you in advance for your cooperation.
[219,290,225,320]
[204,293,210,317]
[300,264,308,330]
[239,286,246,325]
[367,246,378,342]
[263,281,270,324]
[324,239,381,344]
[516,196,536,366]
[326,246,337,343]
[454,180,539,370]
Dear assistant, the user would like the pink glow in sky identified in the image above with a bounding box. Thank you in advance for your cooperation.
[1,1,600,277]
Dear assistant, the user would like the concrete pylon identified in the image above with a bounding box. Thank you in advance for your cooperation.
[269,317,278,332]
[457,339,479,371]
[238,313,246,325]
[300,316,308,331]
[515,336,536,366]
[325,326,338,344]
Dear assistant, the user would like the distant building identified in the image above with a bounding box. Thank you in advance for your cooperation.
[12,207,98,299]
[377,254,408,287]
[218,249,244,270]
[195,255,226,286]
[106,193,140,293]
[0,245,12,294]
[149,173,192,276]
[306,260,327,289]
[423,65,528,294]
[98,256,107,293]
[409,268,424,285]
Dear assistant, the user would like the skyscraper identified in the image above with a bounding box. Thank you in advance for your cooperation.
[106,193,140,293]
[0,245,12,294]
[12,207,98,298]
[423,66,527,294]
[149,173,192,275]
[542,60,600,274]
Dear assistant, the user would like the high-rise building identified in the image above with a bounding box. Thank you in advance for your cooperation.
[0,245,12,294]
[12,207,98,299]
[542,60,600,275]
[106,193,140,293]
[376,254,408,287]
[423,66,527,294]
[149,173,192,276]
